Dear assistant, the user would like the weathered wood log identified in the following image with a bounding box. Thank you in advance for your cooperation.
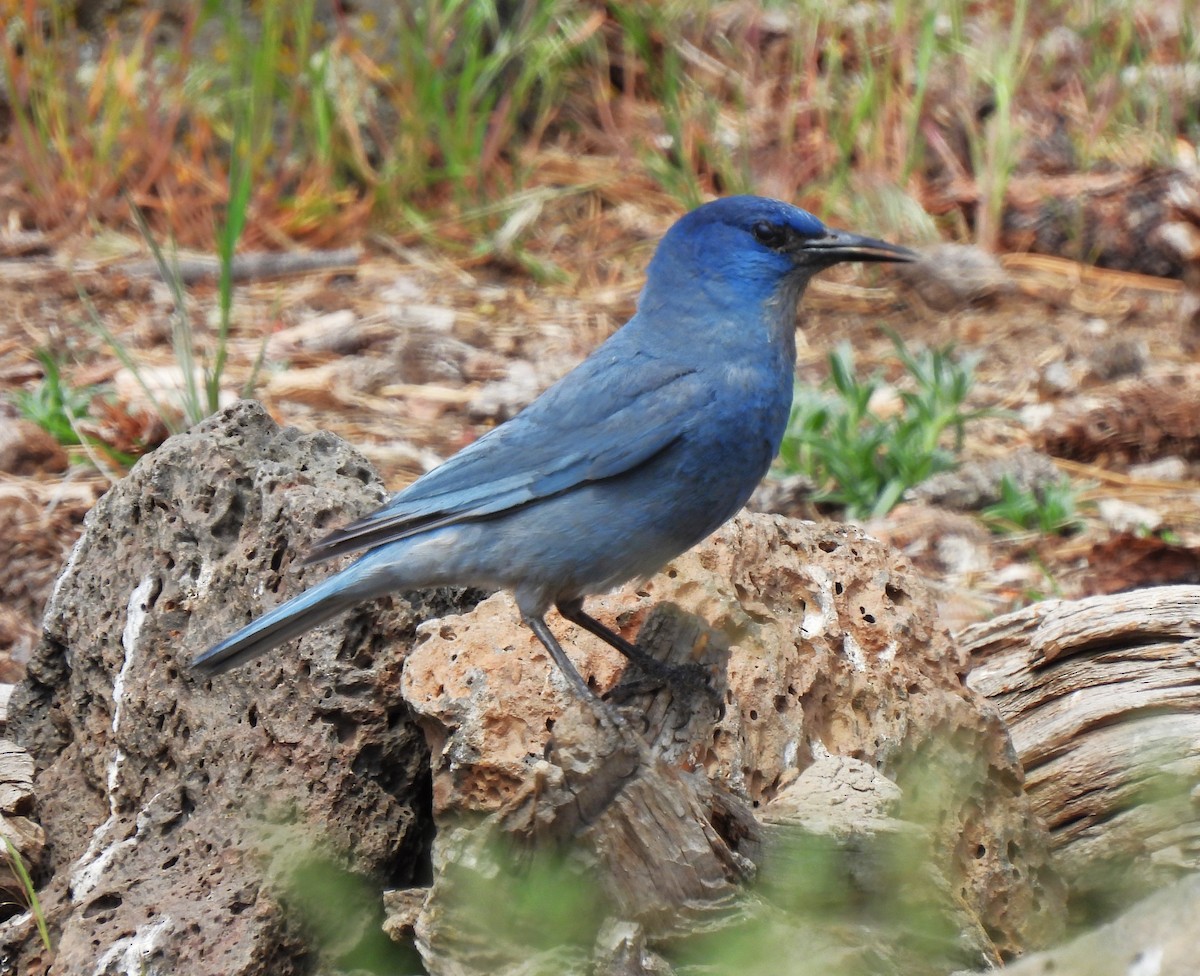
[0,737,44,912]
[962,585,1200,912]
[406,606,757,976]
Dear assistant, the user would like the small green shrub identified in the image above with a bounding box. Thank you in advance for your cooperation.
[776,334,984,519]
[11,349,97,447]
[982,474,1088,536]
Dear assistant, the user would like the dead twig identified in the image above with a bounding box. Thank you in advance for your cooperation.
[118,248,362,284]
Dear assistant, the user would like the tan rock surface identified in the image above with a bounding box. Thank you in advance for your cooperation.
[3,404,1064,975]
[402,513,1064,971]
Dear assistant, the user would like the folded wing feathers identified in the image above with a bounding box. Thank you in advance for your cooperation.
[304,371,704,563]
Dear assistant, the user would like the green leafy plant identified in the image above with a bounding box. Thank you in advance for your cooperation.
[11,349,96,447]
[12,347,145,472]
[982,474,1088,536]
[776,334,984,519]
[79,199,270,437]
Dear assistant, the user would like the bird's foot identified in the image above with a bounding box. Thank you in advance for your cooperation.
[605,654,718,706]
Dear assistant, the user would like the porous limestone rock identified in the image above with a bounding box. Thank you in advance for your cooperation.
[5,400,473,975]
[401,514,1065,971]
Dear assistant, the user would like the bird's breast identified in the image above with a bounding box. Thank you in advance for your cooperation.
[715,358,793,432]
[680,358,793,479]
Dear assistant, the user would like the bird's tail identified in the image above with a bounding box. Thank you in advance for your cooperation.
[191,563,381,675]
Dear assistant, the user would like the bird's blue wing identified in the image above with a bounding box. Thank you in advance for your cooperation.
[305,348,708,561]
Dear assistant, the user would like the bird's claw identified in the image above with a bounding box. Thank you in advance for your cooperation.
[606,654,718,705]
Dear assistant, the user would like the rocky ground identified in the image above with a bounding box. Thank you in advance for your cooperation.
[1,4,1199,969]
[0,202,1198,974]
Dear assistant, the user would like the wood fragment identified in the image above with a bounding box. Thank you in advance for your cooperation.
[413,605,758,976]
[962,586,1200,902]
[118,248,362,284]
[0,230,51,257]
[0,738,34,813]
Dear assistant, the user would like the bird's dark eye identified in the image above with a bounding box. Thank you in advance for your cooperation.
[752,221,788,250]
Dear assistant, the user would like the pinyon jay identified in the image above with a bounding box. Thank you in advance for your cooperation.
[193,195,916,699]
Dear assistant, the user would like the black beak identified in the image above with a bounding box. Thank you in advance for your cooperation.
[798,228,918,265]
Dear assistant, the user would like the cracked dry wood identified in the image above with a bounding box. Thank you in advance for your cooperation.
[962,585,1200,902]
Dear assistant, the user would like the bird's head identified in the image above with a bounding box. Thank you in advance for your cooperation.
[643,195,916,313]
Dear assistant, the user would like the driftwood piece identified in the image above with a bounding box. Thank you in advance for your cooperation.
[961,586,1200,908]
[0,248,362,292]
[118,247,362,284]
[0,739,34,814]
[0,737,44,910]
[407,605,756,976]
[0,230,51,257]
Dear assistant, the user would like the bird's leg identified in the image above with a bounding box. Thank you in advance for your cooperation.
[556,598,714,698]
[556,598,660,669]
[522,611,599,702]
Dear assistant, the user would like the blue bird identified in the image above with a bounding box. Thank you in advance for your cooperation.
[193,195,915,699]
